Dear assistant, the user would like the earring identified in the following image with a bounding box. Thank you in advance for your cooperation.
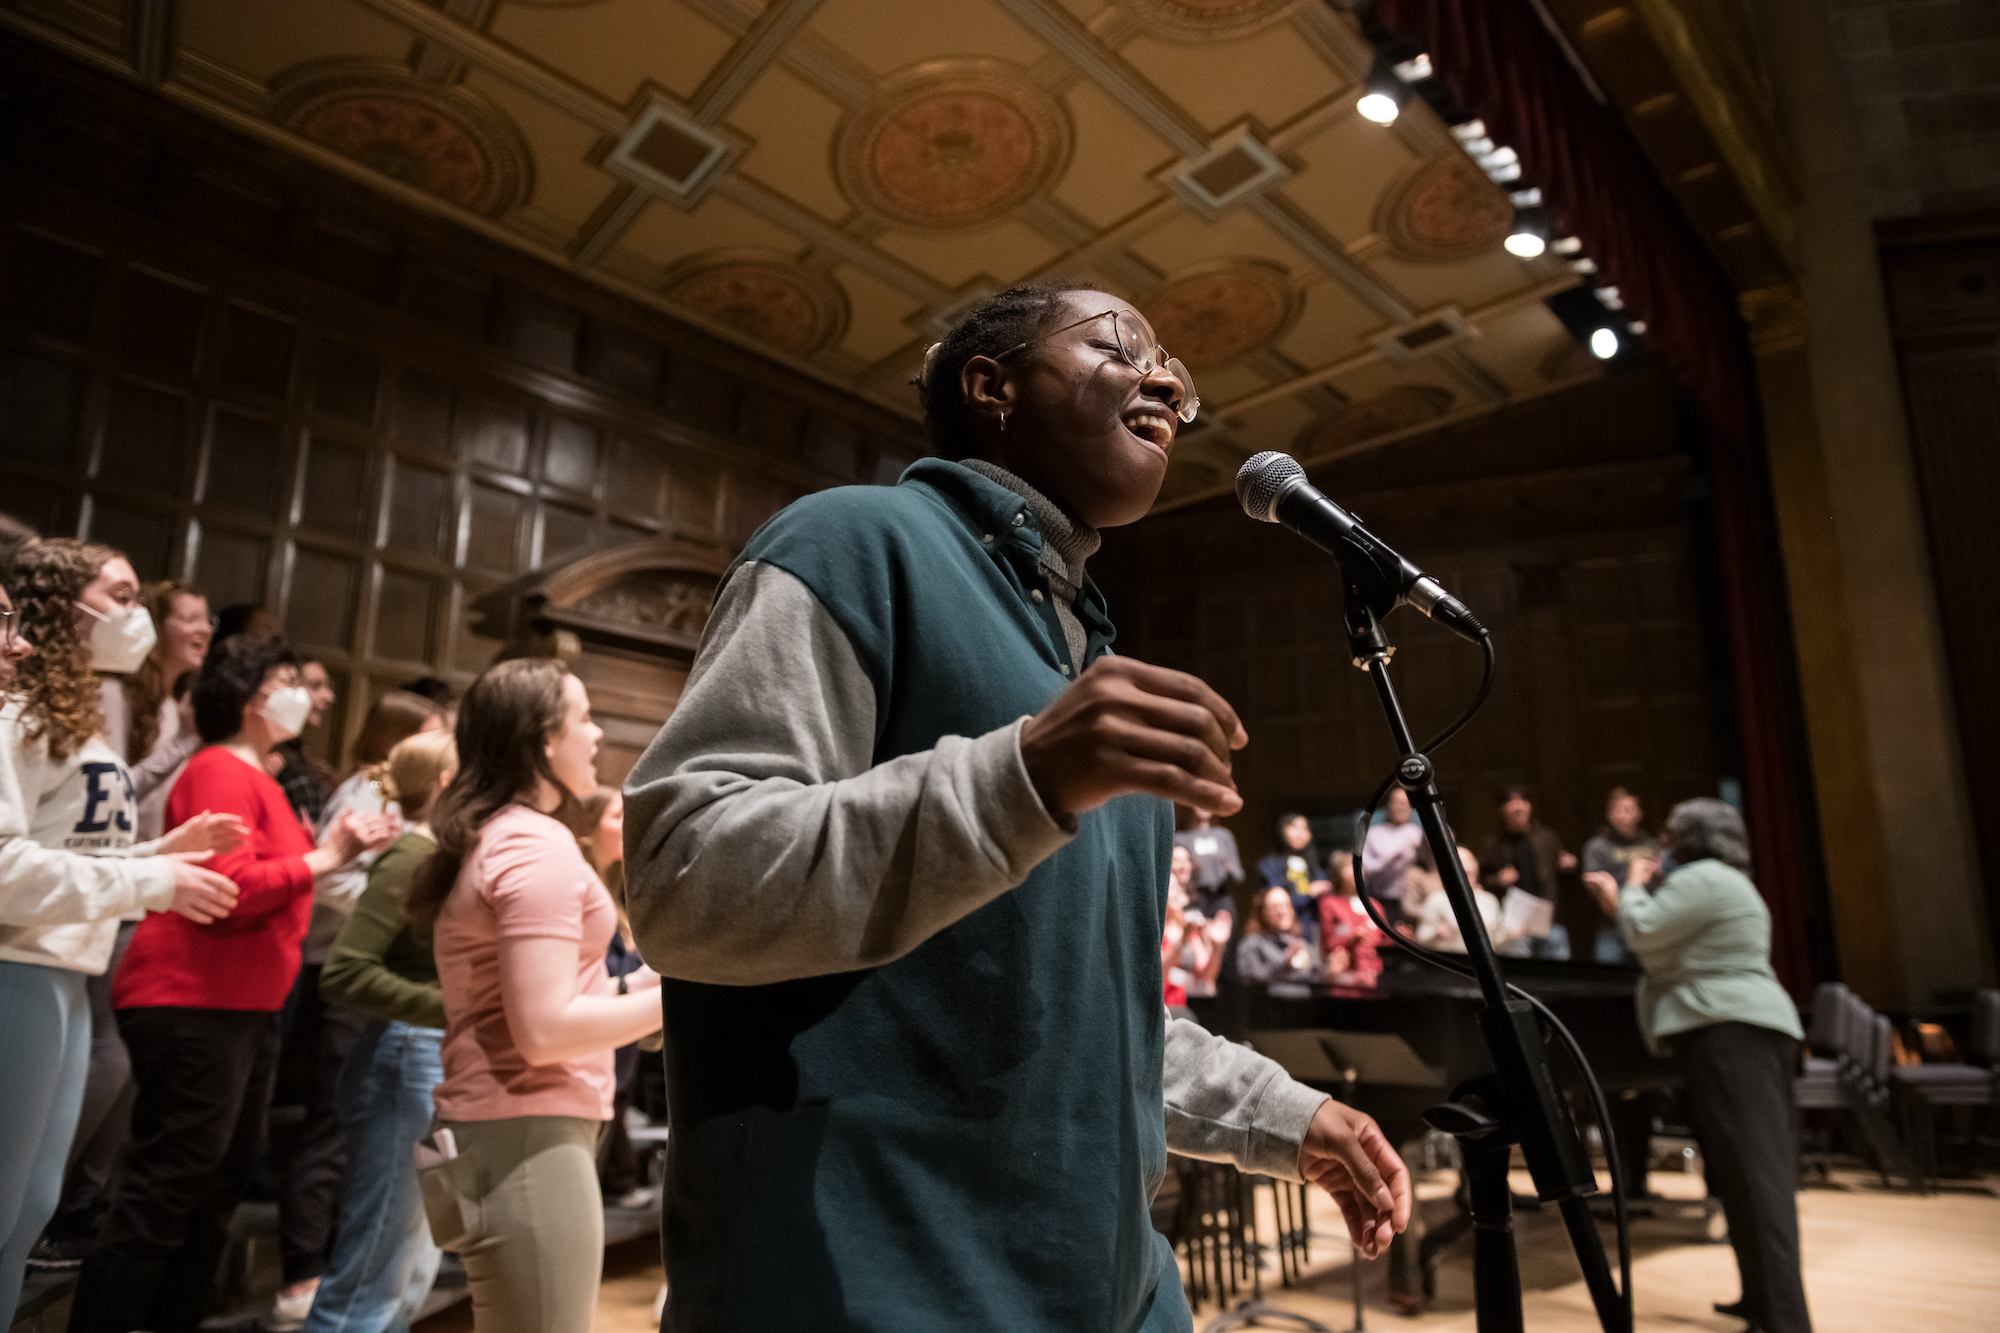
[998,411,1007,432]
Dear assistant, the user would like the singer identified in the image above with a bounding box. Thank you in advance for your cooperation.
[623,284,1410,1331]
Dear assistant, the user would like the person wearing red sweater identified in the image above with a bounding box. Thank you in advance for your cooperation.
[68,635,395,1333]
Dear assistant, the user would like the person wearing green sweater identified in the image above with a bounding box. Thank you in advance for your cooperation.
[1585,797,1810,1333]
[625,284,1410,1332]
[308,731,456,1333]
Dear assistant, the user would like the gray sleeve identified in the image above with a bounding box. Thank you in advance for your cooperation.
[1163,1013,1328,1181]
[622,560,1072,987]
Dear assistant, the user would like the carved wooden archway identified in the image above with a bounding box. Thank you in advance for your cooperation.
[510,537,730,787]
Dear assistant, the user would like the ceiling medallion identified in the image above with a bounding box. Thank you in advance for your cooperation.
[269,60,531,217]
[836,60,1072,230]
[1376,154,1516,264]
[1145,262,1299,371]
[1117,0,1309,40]
[663,253,848,357]
[1296,385,1456,455]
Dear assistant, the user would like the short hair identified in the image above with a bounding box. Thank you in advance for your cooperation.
[1495,783,1533,805]
[398,675,457,707]
[916,283,1087,459]
[1664,798,1752,873]
[192,634,299,743]
[1605,786,1639,810]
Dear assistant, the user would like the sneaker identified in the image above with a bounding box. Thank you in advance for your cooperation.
[25,1233,89,1271]
[265,1278,319,1332]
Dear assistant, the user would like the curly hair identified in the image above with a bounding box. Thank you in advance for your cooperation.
[915,283,1088,459]
[192,634,299,744]
[125,579,206,765]
[6,539,118,761]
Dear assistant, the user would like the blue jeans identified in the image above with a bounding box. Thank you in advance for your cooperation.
[0,961,90,1321]
[301,1020,444,1333]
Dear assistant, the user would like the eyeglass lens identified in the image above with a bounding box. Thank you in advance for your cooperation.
[1111,313,1200,423]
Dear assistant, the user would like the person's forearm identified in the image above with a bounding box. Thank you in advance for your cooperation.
[0,836,175,925]
[1164,1015,1328,1180]
[129,729,197,802]
[512,990,660,1066]
[320,950,446,1029]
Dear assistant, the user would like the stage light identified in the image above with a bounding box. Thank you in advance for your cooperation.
[1357,92,1401,124]
[1358,54,1406,125]
[1393,53,1433,82]
[1504,204,1548,257]
[1590,327,1620,359]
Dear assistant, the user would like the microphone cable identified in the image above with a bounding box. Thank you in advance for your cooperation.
[1347,631,1634,1329]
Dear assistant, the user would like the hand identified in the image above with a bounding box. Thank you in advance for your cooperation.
[1558,850,1578,872]
[323,811,398,864]
[1582,871,1622,914]
[1628,856,1661,887]
[1308,878,1333,898]
[1019,658,1247,822]
[1495,866,1519,888]
[1287,944,1312,972]
[1327,945,1351,975]
[1297,1099,1411,1258]
[166,856,240,924]
[157,810,250,858]
[1206,914,1234,944]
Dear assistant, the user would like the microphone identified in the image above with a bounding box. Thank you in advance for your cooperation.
[1236,451,1486,643]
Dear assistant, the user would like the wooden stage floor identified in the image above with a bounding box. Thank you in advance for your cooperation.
[413,1167,1999,1332]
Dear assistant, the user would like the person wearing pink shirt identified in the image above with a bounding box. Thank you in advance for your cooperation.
[403,659,662,1333]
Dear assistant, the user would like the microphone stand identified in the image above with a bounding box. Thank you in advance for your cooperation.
[1340,586,1628,1333]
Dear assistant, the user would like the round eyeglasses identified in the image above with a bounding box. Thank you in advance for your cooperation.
[923,310,1200,424]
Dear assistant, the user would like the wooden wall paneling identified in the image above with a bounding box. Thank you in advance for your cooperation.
[0,48,926,769]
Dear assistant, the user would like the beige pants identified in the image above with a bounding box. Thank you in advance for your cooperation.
[428,1116,604,1333]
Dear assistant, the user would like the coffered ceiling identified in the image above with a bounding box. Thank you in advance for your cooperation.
[4,0,1596,508]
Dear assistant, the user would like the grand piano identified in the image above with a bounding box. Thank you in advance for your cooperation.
[1189,947,1699,1308]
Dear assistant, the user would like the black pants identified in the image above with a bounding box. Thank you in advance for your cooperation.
[1673,1021,1813,1333]
[269,963,366,1283]
[67,1006,282,1333]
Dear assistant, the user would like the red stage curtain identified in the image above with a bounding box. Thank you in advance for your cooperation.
[1374,0,1820,993]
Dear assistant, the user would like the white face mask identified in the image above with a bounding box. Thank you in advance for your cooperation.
[259,685,314,739]
[77,602,157,675]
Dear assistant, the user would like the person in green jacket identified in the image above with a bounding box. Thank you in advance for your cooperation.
[1585,797,1811,1333]
[308,730,457,1333]
[625,284,1410,1332]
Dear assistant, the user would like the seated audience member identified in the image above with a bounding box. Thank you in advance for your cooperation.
[1582,788,1658,965]
[1583,799,1810,1333]
[1165,843,1228,997]
[1255,811,1332,945]
[268,690,441,1329]
[1318,852,1383,986]
[1173,805,1244,901]
[0,546,241,1314]
[1477,785,1575,960]
[1360,787,1424,919]
[307,730,458,1333]
[1413,847,1507,954]
[404,659,665,1333]
[1238,887,1341,990]
[68,634,396,1333]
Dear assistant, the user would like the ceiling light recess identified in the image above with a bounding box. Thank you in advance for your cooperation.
[1357,53,1408,125]
[604,98,744,208]
[1373,305,1477,363]
[1161,128,1290,218]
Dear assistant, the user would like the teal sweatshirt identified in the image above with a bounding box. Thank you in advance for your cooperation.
[625,460,1326,1332]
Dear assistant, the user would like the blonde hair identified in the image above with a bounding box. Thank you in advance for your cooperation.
[378,730,457,824]
[575,784,628,941]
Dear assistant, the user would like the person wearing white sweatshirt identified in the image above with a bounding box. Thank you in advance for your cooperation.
[0,542,242,1320]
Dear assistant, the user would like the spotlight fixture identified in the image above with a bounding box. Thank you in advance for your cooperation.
[1504,204,1549,258]
[1357,53,1406,125]
[1392,53,1433,82]
[1551,236,1583,255]
[1590,327,1620,359]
